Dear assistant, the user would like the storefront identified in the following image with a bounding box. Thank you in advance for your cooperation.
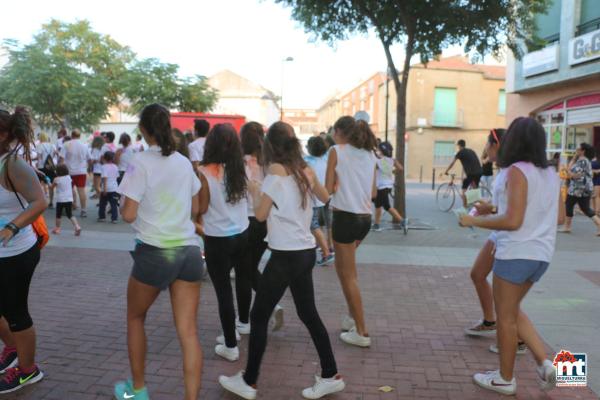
[535,93,600,156]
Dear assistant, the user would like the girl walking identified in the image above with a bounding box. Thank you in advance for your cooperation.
[459,117,561,395]
[115,133,135,184]
[89,136,105,200]
[98,152,120,223]
[114,104,204,400]
[326,116,377,348]
[372,141,404,231]
[219,121,345,400]
[197,123,249,362]
[51,164,81,236]
[0,107,47,394]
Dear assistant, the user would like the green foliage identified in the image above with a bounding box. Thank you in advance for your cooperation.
[0,19,217,130]
[121,59,217,114]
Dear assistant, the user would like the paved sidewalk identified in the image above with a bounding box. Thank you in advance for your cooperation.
[5,247,597,399]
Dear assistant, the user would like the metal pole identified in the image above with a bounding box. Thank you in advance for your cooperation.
[384,67,390,142]
[280,61,284,120]
[419,165,423,183]
[432,168,436,191]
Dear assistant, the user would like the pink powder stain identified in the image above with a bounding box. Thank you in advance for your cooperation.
[202,164,224,180]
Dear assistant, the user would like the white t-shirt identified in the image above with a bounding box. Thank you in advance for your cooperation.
[101,143,117,156]
[245,155,265,217]
[118,146,201,248]
[36,142,55,169]
[376,157,395,189]
[189,138,206,163]
[54,175,74,203]
[60,139,89,175]
[200,164,249,237]
[102,163,120,193]
[304,154,327,207]
[89,148,103,174]
[330,144,376,214]
[262,174,316,251]
[118,145,135,172]
[494,162,560,262]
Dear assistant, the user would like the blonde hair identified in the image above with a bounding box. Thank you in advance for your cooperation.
[38,132,49,143]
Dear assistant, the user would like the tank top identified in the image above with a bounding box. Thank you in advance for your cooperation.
[494,162,559,262]
[330,144,376,214]
[376,157,395,189]
[200,164,249,237]
[118,146,135,172]
[0,155,38,257]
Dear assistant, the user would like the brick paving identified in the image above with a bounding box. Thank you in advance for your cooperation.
[4,247,597,400]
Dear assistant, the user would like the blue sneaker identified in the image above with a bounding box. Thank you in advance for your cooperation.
[114,379,150,400]
[316,254,335,266]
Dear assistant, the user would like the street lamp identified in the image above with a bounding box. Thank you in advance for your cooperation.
[281,56,294,120]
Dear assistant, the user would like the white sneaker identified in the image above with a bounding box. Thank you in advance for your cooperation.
[489,342,528,355]
[536,359,556,391]
[236,319,251,335]
[270,305,284,332]
[219,371,256,400]
[473,370,516,395]
[215,344,239,362]
[341,315,355,332]
[302,375,345,399]
[216,330,241,345]
[340,328,371,348]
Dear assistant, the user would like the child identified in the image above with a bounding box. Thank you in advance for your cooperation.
[98,151,119,223]
[51,164,81,236]
[372,141,404,231]
[304,136,334,266]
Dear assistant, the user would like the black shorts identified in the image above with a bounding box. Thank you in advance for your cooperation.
[56,202,73,219]
[462,174,482,190]
[373,188,392,211]
[332,210,371,244]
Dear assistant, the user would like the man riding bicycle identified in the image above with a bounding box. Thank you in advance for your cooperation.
[444,139,482,207]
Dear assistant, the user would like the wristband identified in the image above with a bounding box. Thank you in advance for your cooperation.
[4,222,20,236]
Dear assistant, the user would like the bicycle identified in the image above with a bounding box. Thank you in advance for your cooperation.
[436,174,492,212]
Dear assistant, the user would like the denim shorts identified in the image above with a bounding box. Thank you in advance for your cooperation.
[131,242,204,290]
[310,206,325,230]
[493,258,549,285]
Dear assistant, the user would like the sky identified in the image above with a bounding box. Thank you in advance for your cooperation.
[0,0,484,109]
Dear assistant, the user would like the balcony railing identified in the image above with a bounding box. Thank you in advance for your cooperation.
[576,17,600,36]
[431,109,464,128]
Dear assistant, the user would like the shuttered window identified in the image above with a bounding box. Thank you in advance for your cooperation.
[433,88,457,127]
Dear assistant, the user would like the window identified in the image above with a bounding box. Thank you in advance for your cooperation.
[498,89,506,115]
[433,87,457,127]
[433,141,455,166]
[534,0,561,42]
[578,0,600,35]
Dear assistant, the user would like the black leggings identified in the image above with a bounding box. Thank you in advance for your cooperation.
[204,231,248,348]
[0,244,40,332]
[565,195,595,218]
[243,248,337,386]
[237,217,268,324]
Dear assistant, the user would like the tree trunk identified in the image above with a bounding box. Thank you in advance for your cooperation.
[381,37,413,218]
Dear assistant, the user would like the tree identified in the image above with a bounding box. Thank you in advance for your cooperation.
[275,0,549,216]
[0,20,133,130]
[121,59,217,114]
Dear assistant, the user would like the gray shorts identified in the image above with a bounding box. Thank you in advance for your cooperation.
[493,258,549,285]
[131,242,204,290]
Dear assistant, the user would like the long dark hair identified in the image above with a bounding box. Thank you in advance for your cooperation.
[119,133,132,147]
[0,106,34,163]
[240,121,265,166]
[497,117,548,169]
[202,123,247,204]
[139,104,175,156]
[334,116,377,152]
[264,121,311,209]
[172,128,190,159]
[487,128,507,145]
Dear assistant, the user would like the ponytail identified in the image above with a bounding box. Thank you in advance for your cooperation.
[0,106,34,163]
[333,116,377,152]
[139,104,175,157]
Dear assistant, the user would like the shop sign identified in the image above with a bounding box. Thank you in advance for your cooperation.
[523,44,559,77]
[569,28,600,65]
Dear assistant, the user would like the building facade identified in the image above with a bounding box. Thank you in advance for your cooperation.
[208,70,280,126]
[506,0,600,156]
[379,56,506,180]
[339,72,386,136]
[282,109,319,136]
[316,93,342,133]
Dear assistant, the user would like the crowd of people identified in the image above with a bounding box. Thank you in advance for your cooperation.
[0,103,597,399]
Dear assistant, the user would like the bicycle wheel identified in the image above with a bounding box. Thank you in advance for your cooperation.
[436,183,456,212]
